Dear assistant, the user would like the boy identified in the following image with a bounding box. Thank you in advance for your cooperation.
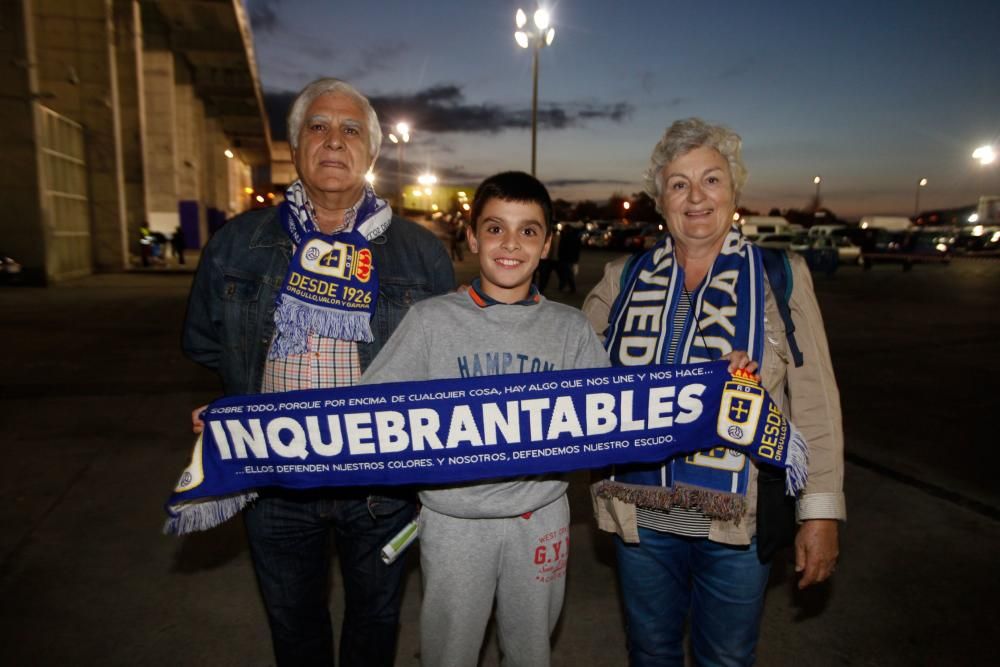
[362,171,609,666]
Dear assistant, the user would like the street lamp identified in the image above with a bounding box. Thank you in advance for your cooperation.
[914,177,927,217]
[515,7,555,176]
[388,122,411,209]
[973,145,996,165]
[813,175,822,209]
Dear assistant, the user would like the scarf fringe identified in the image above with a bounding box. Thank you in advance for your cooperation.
[785,423,810,495]
[163,491,258,535]
[593,479,747,524]
[270,298,374,359]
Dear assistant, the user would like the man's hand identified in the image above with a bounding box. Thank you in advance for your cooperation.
[795,519,839,589]
[191,404,208,435]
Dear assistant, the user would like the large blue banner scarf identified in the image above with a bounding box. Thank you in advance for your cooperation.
[164,361,807,535]
[602,228,765,515]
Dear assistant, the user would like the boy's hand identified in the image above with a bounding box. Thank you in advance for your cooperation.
[191,404,208,434]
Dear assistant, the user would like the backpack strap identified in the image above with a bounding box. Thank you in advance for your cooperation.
[758,248,804,368]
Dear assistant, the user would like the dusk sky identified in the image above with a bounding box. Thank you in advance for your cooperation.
[246,0,1000,219]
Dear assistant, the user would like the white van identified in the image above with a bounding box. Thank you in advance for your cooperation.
[859,216,911,232]
[738,215,791,239]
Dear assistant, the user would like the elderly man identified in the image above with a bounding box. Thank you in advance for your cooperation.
[183,78,454,666]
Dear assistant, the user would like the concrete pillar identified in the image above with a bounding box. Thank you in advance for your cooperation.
[141,47,178,234]
[112,0,146,263]
[174,60,202,250]
[33,0,128,273]
[200,115,228,245]
[0,0,46,284]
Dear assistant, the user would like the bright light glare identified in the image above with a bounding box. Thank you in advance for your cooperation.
[396,122,410,135]
[365,171,376,184]
[972,224,984,236]
[969,213,980,223]
[623,201,631,210]
[514,31,529,48]
[534,8,550,30]
[224,149,234,159]
[991,231,1000,243]
[515,8,527,28]
[418,173,437,186]
[733,212,740,221]
[861,221,869,229]
[431,204,439,211]
[545,28,555,45]
[919,178,928,186]
[388,134,399,144]
[936,243,948,252]
[243,186,253,194]
[424,188,432,196]
[462,203,470,211]
[255,195,265,203]
[813,176,821,184]
[973,145,996,165]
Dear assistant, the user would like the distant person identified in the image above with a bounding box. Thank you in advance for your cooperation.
[184,77,454,666]
[583,118,845,666]
[535,223,559,292]
[450,214,465,261]
[171,225,186,265]
[139,223,151,267]
[556,223,582,293]
[362,171,609,666]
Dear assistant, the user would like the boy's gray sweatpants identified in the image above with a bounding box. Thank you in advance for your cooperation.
[418,495,570,667]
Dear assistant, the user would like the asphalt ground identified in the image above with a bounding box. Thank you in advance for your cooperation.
[1,236,998,666]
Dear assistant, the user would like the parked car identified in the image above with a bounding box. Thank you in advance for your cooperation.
[753,233,838,273]
[0,253,23,284]
[603,224,644,251]
[622,222,665,251]
[859,228,950,270]
[952,225,1000,256]
[832,236,862,264]
[581,220,615,248]
[754,232,796,249]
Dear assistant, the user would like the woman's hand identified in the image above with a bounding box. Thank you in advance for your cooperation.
[191,404,208,434]
[795,519,839,589]
[720,350,759,377]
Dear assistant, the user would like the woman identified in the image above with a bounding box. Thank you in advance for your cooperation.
[583,118,844,666]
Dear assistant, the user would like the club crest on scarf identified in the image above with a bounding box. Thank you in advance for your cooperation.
[270,180,392,359]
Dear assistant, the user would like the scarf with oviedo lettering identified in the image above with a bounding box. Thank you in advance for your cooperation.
[269,180,391,359]
[599,227,796,521]
[163,362,807,535]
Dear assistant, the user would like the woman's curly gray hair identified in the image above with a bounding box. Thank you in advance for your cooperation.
[643,118,747,212]
[287,78,382,160]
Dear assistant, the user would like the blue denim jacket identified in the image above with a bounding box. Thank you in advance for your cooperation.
[182,206,455,397]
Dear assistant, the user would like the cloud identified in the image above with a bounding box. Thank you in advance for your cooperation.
[545,178,634,187]
[368,85,633,135]
[263,84,635,141]
[247,0,280,33]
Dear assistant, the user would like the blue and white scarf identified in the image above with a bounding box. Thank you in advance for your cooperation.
[269,181,392,359]
[164,362,807,534]
[600,227,790,520]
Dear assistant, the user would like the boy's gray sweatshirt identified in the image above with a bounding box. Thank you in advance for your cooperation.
[361,290,610,518]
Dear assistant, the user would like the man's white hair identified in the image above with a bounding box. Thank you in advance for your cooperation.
[287,78,382,161]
